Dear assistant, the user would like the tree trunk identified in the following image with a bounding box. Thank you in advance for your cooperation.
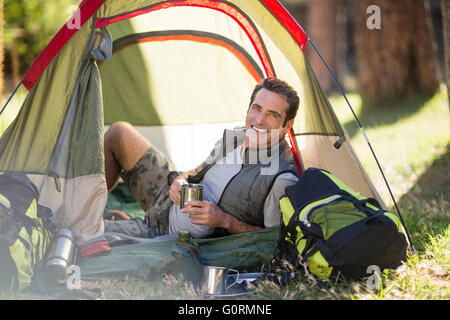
[10,40,20,86]
[307,0,338,94]
[443,0,450,102]
[353,0,441,104]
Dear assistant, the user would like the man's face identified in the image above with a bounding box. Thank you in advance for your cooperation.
[245,88,294,149]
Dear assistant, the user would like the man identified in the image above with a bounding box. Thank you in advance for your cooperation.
[103,78,300,239]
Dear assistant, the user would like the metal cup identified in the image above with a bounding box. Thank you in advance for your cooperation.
[180,183,203,209]
[45,228,75,281]
[203,266,239,296]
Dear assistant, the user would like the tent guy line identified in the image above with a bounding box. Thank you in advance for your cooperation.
[307,38,416,254]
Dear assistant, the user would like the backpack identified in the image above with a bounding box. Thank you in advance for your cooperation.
[275,168,408,280]
[0,172,55,293]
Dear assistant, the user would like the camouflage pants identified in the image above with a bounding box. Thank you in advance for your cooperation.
[105,146,180,237]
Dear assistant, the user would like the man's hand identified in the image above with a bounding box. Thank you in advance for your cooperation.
[181,201,263,234]
[181,201,225,229]
[169,163,204,205]
[169,179,186,206]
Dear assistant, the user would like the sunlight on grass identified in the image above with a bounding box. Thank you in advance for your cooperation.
[79,275,207,300]
[0,86,27,136]
[329,92,363,125]
[355,226,450,300]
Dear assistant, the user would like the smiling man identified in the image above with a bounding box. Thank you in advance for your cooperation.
[245,80,296,150]
[103,78,300,239]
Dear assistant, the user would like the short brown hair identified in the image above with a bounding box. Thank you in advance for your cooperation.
[248,78,300,126]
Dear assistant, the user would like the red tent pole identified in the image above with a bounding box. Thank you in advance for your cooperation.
[288,129,303,176]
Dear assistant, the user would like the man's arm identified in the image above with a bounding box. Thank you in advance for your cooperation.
[220,210,264,234]
[181,200,263,234]
[181,173,298,234]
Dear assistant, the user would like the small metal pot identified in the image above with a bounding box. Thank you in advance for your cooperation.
[45,228,75,281]
[180,183,203,209]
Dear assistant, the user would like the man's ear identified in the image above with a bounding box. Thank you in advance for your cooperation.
[284,118,294,131]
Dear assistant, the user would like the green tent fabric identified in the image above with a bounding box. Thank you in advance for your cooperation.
[104,182,145,220]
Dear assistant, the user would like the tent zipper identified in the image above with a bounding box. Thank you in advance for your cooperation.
[300,195,378,228]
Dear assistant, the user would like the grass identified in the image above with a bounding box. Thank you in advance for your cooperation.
[330,86,449,206]
[1,86,449,300]
[0,86,26,136]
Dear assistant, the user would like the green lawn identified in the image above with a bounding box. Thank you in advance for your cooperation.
[0,87,26,136]
[1,86,449,300]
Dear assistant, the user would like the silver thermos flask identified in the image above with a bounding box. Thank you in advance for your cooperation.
[45,228,76,281]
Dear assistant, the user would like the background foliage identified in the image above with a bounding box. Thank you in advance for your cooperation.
[3,0,77,76]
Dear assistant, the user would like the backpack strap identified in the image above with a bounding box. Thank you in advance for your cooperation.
[0,172,39,216]
[284,168,341,214]
[333,190,385,217]
[188,162,216,184]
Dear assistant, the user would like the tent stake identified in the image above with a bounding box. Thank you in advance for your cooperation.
[0,80,23,119]
[307,39,417,255]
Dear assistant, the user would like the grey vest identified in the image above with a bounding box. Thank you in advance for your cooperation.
[188,127,299,236]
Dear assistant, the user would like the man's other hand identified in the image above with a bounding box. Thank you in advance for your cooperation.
[181,201,225,229]
[169,179,187,206]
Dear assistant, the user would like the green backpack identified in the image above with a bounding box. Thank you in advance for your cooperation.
[276,168,408,280]
[0,172,55,293]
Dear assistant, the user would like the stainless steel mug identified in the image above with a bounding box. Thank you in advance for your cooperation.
[180,183,203,209]
[45,228,75,281]
[203,266,239,295]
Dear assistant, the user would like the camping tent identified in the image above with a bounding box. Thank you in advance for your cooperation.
[0,0,386,250]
